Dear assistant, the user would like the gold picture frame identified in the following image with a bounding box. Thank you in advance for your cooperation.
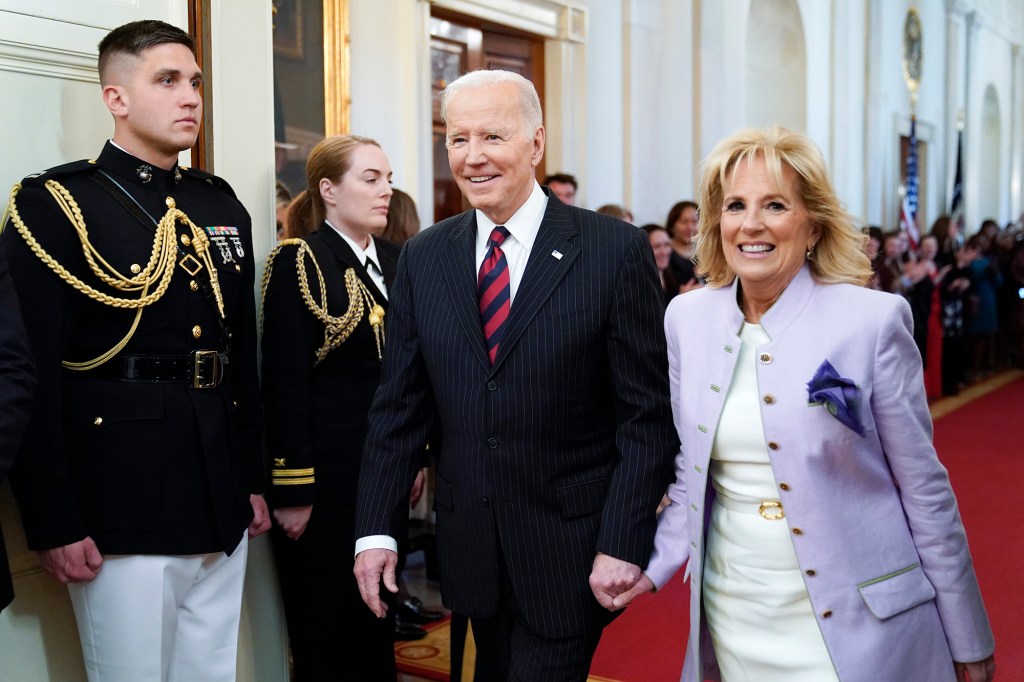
[323,0,350,135]
[273,0,304,59]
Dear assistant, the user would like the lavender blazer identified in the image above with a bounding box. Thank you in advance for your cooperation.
[645,265,994,682]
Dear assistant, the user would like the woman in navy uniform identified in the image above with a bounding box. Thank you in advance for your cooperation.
[261,134,401,679]
[1,20,268,681]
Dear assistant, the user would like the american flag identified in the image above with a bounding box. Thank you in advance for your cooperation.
[901,115,921,250]
[950,125,964,235]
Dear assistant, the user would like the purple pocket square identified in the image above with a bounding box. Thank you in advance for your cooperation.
[806,359,865,437]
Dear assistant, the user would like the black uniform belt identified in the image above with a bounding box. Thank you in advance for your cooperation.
[77,350,229,389]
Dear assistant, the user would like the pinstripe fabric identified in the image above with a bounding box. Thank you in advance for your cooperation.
[355,189,678,641]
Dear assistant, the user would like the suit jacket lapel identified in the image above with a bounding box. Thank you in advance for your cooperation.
[492,196,580,371]
[374,236,399,289]
[439,211,491,369]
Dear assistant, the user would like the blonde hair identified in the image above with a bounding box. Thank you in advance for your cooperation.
[695,126,871,287]
[285,134,381,240]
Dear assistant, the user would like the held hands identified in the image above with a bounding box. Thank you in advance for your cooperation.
[955,655,995,682]
[273,505,313,540]
[248,494,272,538]
[354,548,400,618]
[39,537,103,583]
[589,552,650,612]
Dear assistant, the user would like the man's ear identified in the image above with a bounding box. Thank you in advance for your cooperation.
[531,126,546,169]
[103,85,128,119]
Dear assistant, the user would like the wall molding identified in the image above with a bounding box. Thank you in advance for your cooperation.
[0,11,100,83]
[430,0,587,42]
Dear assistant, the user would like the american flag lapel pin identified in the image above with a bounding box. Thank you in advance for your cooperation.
[551,250,563,260]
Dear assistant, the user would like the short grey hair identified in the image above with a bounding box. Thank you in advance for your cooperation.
[439,69,543,138]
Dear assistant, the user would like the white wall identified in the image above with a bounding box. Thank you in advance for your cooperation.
[349,0,433,229]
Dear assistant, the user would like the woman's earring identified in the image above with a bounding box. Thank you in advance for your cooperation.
[805,245,815,261]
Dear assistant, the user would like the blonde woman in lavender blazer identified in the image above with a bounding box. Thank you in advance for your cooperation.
[613,127,995,682]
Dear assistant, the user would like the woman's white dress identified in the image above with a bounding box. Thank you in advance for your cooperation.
[701,322,839,681]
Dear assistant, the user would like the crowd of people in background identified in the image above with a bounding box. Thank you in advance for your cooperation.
[865,217,1024,398]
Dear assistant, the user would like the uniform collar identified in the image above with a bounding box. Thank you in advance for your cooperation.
[98,141,182,192]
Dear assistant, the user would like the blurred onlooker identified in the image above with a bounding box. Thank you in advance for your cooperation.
[595,203,634,224]
[918,235,950,399]
[930,215,960,268]
[378,188,420,246]
[940,240,976,395]
[543,173,577,206]
[864,226,884,290]
[275,181,292,241]
[665,201,699,262]
[641,224,681,306]
[877,232,907,294]
[965,230,1003,379]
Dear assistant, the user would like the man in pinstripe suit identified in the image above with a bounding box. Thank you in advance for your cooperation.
[354,69,678,680]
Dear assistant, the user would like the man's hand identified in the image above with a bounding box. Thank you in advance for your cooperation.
[353,548,399,618]
[612,571,654,610]
[410,468,427,508]
[589,552,643,611]
[955,655,995,682]
[39,537,103,583]
[273,505,313,540]
[248,494,271,538]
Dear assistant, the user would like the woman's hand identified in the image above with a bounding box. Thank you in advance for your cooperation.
[955,654,995,682]
[273,504,313,540]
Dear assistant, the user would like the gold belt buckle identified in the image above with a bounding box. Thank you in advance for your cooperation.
[757,500,785,520]
[192,350,221,389]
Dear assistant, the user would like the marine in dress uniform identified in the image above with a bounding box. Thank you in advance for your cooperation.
[2,140,265,678]
[0,19,266,682]
[261,221,401,679]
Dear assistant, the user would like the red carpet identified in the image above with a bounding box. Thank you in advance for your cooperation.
[932,374,1023,679]
[589,373,1023,681]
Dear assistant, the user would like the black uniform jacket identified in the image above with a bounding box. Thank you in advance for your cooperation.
[355,190,678,639]
[0,248,36,610]
[1,142,262,556]
[262,224,398,509]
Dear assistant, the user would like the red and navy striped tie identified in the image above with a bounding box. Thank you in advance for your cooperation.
[478,226,511,364]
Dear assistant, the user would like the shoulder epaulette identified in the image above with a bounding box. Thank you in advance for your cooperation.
[178,166,238,200]
[21,159,98,187]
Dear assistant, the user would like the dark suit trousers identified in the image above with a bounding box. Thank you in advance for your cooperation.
[458,549,605,682]
[272,504,396,681]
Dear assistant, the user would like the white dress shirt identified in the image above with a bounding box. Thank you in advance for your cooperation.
[473,182,547,303]
[326,220,387,299]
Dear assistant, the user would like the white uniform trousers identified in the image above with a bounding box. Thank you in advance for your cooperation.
[68,532,248,682]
